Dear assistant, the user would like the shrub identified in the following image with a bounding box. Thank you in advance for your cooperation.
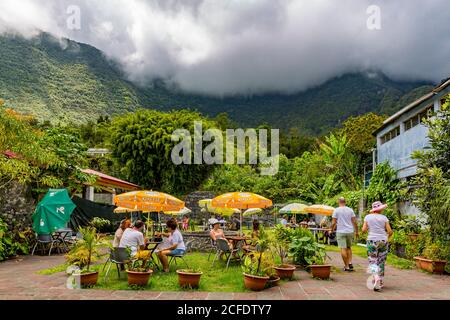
[0,218,33,261]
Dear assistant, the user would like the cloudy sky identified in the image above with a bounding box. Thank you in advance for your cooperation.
[0,0,449,96]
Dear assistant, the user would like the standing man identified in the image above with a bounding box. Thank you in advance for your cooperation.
[331,197,358,272]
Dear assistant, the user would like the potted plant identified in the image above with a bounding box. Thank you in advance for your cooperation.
[288,232,317,268]
[391,230,408,258]
[271,225,296,279]
[415,240,449,274]
[65,226,102,286]
[176,268,203,289]
[242,253,272,291]
[126,250,154,286]
[307,243,331,280]
[398,216,422,240]
[242,226,273,291]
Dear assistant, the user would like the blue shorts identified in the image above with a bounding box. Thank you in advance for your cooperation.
[170,249,186,256]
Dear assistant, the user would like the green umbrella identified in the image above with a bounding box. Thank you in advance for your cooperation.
[32,189,76,234]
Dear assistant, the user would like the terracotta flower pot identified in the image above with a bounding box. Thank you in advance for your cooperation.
[415,257,447,274]
[126,270,153,286]
[414,256,423,269]
[243,273,269,291]
[176,270,203,289]
[274,264,296,280]
[310,265,331,280]
[80,271,99,286]
[408,234,420,241]
[266,275,281,288]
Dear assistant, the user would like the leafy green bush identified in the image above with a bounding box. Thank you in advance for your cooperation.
[90,217,111,233]
[0,218,33,261]
[288,235,318,266]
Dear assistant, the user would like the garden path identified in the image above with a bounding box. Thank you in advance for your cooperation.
[0,252,448,300]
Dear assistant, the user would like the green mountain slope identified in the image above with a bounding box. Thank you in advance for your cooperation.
[0,33,434,134]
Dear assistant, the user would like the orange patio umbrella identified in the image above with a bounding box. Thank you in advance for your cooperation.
[304,204,335,216]
[211,192,273,234]
[113,191,185,213]
[114,191,185,236]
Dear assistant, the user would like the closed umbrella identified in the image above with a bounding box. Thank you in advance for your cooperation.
[212,192,272,235]
[32,189,76,234]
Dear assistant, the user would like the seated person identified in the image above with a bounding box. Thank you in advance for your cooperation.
[251,220,260,239]
[119,220,148,258]
[279,215,288,226]
[113,219,131,248]
[208,215,217,229]
[181,215,190,231]
[300,219,309,228]
[157,219,186,273]
[307,218,317,227]
[242,220,260,253]
[209,219,226,242]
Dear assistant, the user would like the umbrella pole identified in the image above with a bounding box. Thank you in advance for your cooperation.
[240,210,243,236]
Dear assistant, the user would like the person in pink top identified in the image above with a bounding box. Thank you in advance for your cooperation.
[362,201,393,292]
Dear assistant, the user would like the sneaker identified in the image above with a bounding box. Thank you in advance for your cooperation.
[373,275,382,291]
[344,267,354,272]
[349,263,354,270]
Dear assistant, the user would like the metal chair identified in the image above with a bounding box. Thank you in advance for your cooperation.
[168,240,193,269]
[31,234,58,256]
[102,247,130,282]
[207,238,218,261]
[212,238,240,270]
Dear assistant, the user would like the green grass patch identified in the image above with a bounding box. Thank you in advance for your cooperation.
[325,244,415,270]
[37,263,69,275]
[37,252,289,292]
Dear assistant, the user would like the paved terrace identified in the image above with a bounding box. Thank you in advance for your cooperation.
[0,252,448,300]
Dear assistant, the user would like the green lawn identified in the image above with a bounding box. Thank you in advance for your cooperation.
[325,244,415,270]
[38,252,289,292]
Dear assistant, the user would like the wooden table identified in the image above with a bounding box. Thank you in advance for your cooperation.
[227,236,251,249]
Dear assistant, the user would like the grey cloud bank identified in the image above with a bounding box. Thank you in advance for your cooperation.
[0,0,449,96]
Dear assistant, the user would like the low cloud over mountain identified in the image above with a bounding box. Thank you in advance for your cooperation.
[1,0,449,96]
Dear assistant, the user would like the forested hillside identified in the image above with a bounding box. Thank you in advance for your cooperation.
[0,33,433,134]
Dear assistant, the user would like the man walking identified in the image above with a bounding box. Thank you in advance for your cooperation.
[331,197,358,272]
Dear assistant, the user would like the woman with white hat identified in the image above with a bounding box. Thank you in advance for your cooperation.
[361,201,393,291]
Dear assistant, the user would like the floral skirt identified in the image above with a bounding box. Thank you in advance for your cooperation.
[366,240,389,282]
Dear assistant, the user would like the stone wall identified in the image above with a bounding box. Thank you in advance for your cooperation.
[184,191,216,221]
[0,181,35,232]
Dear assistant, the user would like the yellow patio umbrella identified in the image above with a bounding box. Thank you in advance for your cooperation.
[212,192,273,234]
[279,203,308,214]
[304,204,335,216]
[198,199,240,216]
[243,208,263,217]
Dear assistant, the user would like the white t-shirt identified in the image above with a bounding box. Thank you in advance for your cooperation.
[170,229,186,250]
[119,228,144,256]
[332,206,356,234]
[364,214,389,241]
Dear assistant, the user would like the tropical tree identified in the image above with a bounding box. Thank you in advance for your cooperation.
[411,95,450,242]
[109,109,217,194]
